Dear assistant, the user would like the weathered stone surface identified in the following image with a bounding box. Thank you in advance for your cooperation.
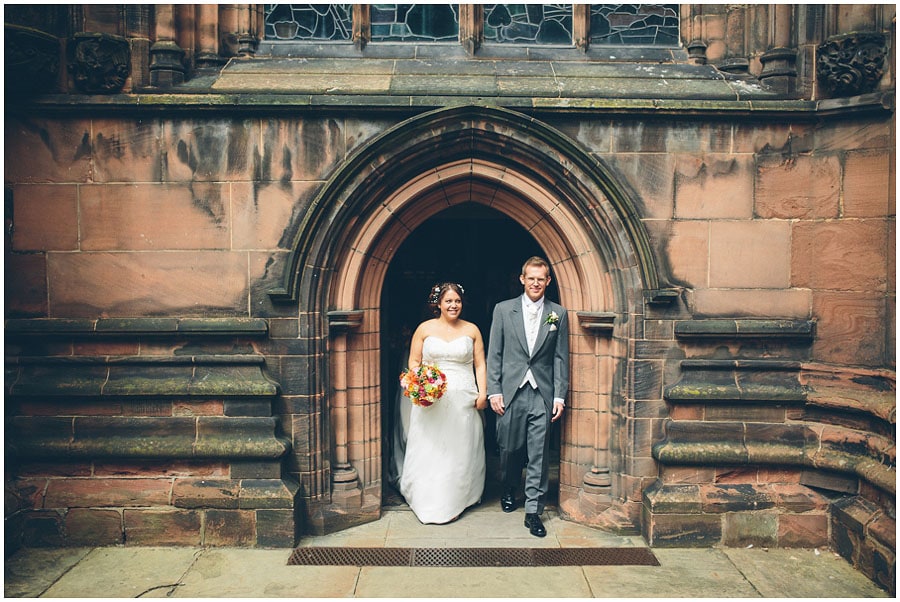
[80,183,231,251]
[44,478,172,508]
[172,479,240,509]
[792,220,889,292]
[64,508,123,545]
[91,118,163,183]
[709,220,791,288]
[123,509,202,545]
[675,154,754,219]
[723,511,778,547]
[11,184,79,251]
[204,509,256,546]
[46,251,249,317]
[755,154,841,219]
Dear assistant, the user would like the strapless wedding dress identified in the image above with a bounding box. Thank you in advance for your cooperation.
[400,336,486,524]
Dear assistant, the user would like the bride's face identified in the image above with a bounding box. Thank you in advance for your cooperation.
[440,290,462,320]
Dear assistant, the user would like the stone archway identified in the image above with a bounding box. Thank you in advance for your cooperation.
[274,105,670,534]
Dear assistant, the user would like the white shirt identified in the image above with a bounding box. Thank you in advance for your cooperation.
[520,296,542,389]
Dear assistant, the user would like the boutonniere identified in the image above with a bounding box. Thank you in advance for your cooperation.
[545,311,559,330]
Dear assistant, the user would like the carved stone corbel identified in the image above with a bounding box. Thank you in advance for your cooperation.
[817,32,887,97]
[69,32,130,94]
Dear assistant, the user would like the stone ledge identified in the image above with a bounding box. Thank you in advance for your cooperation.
[665,359,807,404]
[9,416,289,460]
[674,319,816,340]
[654,420,895,496]
[5,317,269,337]
[7,355,279,397]
[642,481,832,548]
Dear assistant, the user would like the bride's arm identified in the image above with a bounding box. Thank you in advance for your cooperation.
[472,326,488,410]
[407,323,426,371]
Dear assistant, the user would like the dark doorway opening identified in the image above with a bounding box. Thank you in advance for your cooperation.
[381,202,561,511]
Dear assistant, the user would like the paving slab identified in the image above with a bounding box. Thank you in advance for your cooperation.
[39,547,201,598]
[721,547,890,598]
[4,547,92,598]
[170,549,359,598]
[355,565,594,598]
[583,548,761,598]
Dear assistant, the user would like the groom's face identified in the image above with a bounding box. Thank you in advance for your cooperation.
[520,265,550,303]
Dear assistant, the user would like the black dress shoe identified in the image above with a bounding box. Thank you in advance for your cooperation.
[524,513,546,537]
[500,490,516,513]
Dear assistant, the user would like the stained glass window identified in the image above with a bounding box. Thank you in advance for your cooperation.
[483,4,573,45]
[590,4,679,46]
[264,4,353,41]
[370,5,459,42]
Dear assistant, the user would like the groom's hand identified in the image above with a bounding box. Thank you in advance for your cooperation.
[490,395,505,416]
[551,401,565,422]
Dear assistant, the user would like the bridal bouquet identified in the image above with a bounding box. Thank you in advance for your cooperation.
[399,363,448,407]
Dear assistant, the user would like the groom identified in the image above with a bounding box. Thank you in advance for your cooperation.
[487,256,569,537]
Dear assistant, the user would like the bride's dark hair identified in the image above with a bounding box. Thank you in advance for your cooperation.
[428,282,465,317]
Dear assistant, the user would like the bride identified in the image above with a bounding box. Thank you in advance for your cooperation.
[399,282,487,524]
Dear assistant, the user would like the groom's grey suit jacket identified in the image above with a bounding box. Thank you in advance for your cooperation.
[486,295,570,409]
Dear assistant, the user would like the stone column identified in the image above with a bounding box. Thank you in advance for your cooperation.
[235,3,257,56]
[686,4,708,65]
[574,4,589,52]
[194,4,221,71]
[721,6,750,75]
[327,311,364,509]
[149,4,185,87]
[759,4,798,94]
[459,4,482,56]
[353,4,370,51]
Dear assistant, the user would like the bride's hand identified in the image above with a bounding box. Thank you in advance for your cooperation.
[475,395,488,410]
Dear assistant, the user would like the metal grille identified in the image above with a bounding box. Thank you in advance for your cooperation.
[288,547,659,567]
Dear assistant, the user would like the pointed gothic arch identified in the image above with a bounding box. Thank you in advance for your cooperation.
[271,105,673,533]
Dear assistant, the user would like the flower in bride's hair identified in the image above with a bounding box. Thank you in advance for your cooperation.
[399,363,448,407]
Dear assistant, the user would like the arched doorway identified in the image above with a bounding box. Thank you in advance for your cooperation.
[380,202,561,509]
[273,105,670,535]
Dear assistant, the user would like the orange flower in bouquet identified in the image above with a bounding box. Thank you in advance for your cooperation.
[399,363,448,407]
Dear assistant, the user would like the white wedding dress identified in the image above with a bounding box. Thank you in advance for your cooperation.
[400,336,486,524]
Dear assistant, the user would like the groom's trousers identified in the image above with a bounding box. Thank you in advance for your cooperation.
[496,384,551,515]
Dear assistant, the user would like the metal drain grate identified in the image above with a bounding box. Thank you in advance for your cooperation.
[288,547,659,567]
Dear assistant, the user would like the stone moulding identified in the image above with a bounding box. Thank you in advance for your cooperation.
[673,318,816,340]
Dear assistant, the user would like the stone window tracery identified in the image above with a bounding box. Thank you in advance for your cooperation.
[263,4,679,47]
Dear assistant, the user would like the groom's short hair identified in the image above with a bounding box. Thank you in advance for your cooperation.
[521,256,550,277]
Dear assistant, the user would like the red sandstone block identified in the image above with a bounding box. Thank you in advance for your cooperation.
[172,479,240,509]
[755,154,840,219]
[775,484,830,512]
[5,118,92,183]
[792,220,889,291]
[232,181,318,251]
[843,150,891,218]
[723,511,778,547]
[675,154,754,219]
[44,478,173,508]
[65,508,123,545]
[779,513,829,548]
[73,341,141,356]
[90,118,163,183]
[93,461,229,478]
[811,291,885,366]
[11,185,79,251]
[693,289,811,318]
[5,253,48,316]
[660,466,716,484]
[163,119,257,183]
[205,509,256,546]
[80,183,231,251]
[666,220,709,288]
[47,251,249,317]
[709,220,791,288]
[124,509,202,545]
[13,479,48,509]
[173,400,225,416]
